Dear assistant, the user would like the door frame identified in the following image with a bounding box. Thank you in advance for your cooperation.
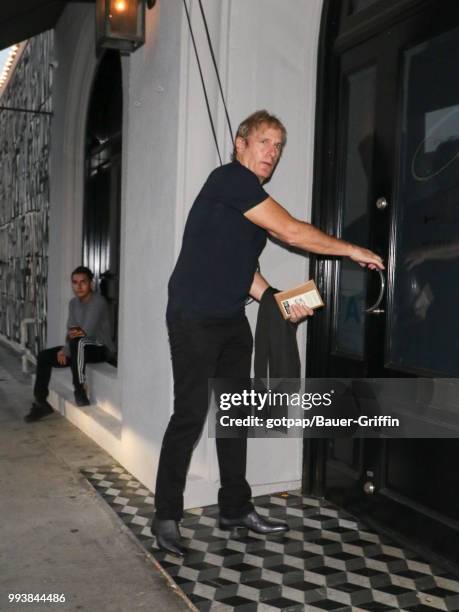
[306,0,436,383]
[304,0,447,485]
[303,0,459,569]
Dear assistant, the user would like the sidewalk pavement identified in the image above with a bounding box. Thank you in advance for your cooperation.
[0,341,189,612]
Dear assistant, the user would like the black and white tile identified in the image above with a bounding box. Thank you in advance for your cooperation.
[82,465,459,611]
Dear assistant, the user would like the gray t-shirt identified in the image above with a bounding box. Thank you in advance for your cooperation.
[64,292,115,357]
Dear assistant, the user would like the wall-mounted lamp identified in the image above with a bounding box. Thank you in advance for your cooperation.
[96,0,146,54]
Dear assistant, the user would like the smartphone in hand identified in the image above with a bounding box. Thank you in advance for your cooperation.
[68,326,84,338]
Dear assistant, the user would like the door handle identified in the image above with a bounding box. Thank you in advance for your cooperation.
[375,196,388,210]
[365,269,385,314]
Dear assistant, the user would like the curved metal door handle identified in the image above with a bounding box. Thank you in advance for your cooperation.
[365,269,385,314]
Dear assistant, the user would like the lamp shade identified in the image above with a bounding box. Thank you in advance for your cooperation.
[96,0,145,54]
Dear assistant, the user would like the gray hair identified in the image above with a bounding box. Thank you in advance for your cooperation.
[232,109,287,161]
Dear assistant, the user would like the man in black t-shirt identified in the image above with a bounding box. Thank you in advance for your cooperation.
[153,110,384,556]
[166,159,269,321]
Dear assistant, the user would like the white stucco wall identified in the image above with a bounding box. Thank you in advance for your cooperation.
[167,0,324,504]
[225,0,323,491]
[117,0,183,490]
[48,5,98,345]
[47,0,324,509]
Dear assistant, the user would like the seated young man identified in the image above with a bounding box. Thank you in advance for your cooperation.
[24,266,115,422]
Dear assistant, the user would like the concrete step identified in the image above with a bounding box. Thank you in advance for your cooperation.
[48,372,122,460]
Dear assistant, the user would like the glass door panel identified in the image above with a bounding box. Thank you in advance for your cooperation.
[334,66,376,357]
[388,27,459,376]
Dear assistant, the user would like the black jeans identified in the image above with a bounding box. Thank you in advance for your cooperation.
[34,338,106,403]
[155,317,254,520]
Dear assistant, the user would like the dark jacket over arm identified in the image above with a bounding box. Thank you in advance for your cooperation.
[254,287,301,380]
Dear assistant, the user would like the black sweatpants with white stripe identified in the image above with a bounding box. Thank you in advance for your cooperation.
[33,337,106,403]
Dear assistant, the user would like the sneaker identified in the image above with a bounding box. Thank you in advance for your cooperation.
[24,401,54,423]
[74,388,90,407]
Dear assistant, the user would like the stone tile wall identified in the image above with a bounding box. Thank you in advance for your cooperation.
[0,32,53,354]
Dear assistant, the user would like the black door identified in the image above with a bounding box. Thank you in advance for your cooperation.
[308,0,459,565]
[83,50,123,363]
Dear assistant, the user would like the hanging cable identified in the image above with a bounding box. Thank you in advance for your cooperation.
[183,1,260,302]
[182,0,222,166]
[197,0,234,145]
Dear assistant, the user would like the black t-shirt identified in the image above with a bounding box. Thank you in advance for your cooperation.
[167,161,269,320]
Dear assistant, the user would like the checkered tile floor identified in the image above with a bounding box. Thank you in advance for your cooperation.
[82,465,459,611]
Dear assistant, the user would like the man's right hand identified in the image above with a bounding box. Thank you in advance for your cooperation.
[245,197,385,270]
[57,350,68,366]
[349,245,384,270]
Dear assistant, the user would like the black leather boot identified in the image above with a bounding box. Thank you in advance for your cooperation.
[219,510,289,534]
[152,518,187,557]
[74,387,90,407]
[24,401,54,423]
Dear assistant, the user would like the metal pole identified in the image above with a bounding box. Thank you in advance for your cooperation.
[0,105,53,117]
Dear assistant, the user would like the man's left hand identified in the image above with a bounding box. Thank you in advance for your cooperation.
[289,303,314,324]
[68,327,86,339]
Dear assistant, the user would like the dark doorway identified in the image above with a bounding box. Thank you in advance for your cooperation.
[307,0,459,567]
[84,50,122,364]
